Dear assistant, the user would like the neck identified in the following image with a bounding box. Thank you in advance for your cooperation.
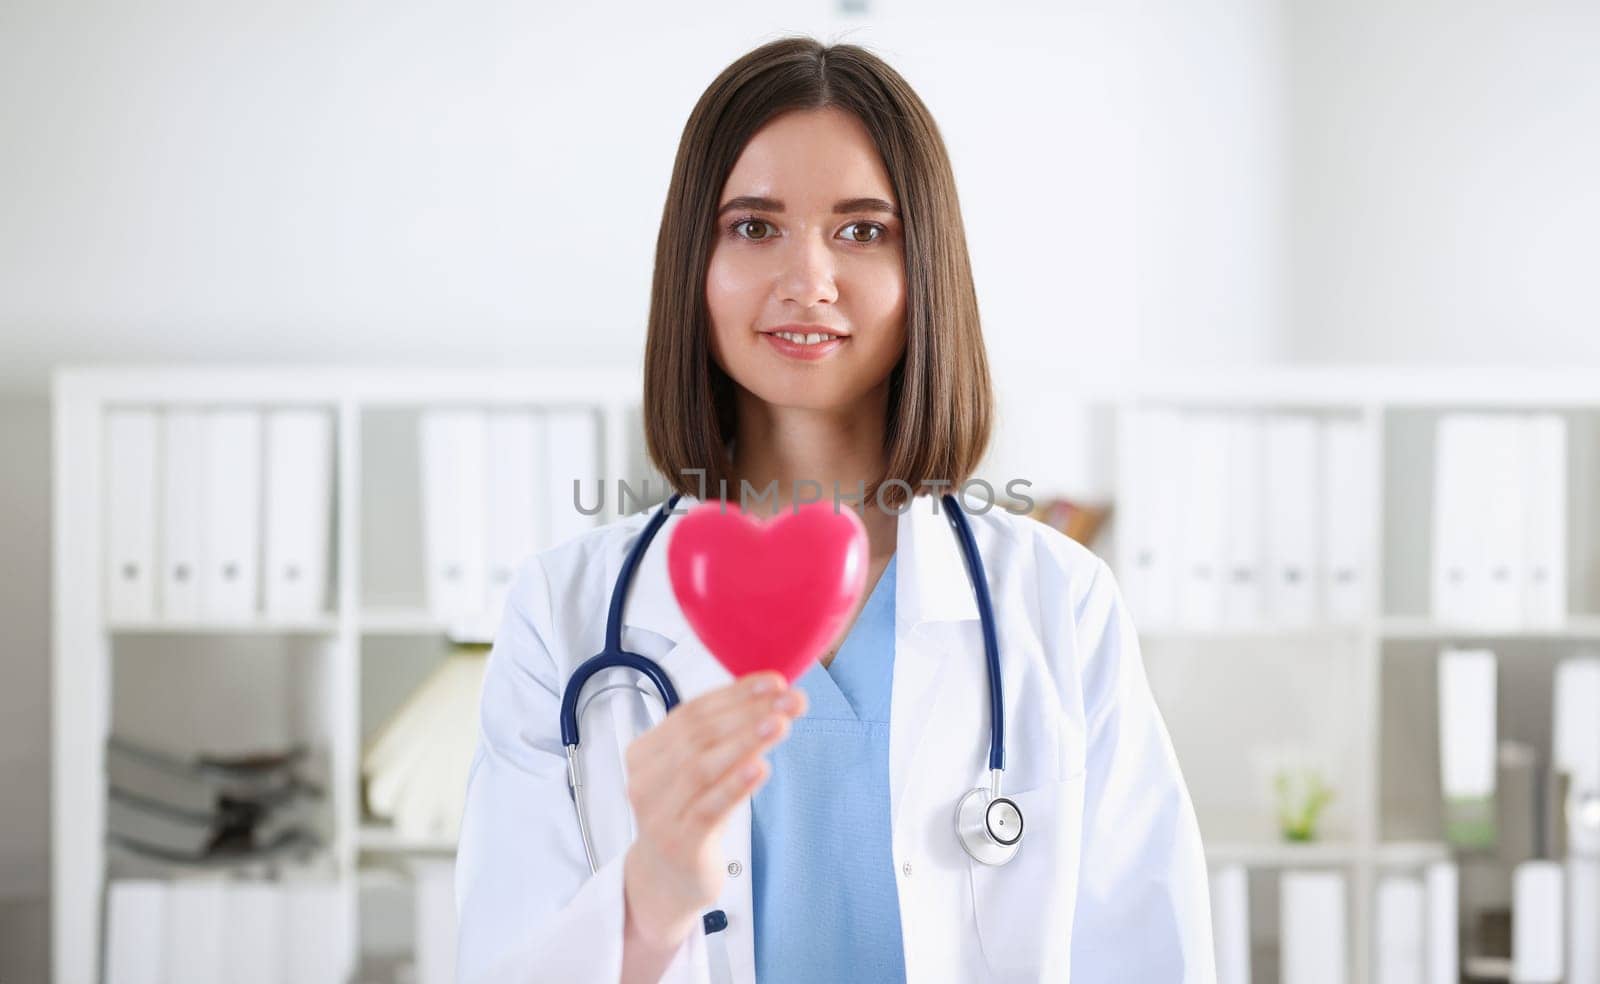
[728,382,898,560]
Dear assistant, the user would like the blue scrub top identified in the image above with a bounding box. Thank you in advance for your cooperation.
[750,554,907,984]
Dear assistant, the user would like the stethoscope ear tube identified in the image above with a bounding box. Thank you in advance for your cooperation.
[559,650,681,748]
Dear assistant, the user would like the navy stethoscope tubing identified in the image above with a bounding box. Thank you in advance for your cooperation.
[560,490,1024,931]
[943,494,1005,774]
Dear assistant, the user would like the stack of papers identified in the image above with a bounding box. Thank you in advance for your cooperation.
[362,648,489,842]
[105,737,325,866]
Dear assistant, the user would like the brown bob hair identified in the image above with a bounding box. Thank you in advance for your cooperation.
[642,36,992,509]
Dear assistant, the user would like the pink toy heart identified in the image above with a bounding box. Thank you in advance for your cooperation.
[667,501,869,684]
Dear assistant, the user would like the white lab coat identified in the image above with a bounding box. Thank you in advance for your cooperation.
[456,494,1215,983]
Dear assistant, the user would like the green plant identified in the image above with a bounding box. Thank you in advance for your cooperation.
[1275,768,1334,842]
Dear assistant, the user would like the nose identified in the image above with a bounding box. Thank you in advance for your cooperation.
[776,228,839,307]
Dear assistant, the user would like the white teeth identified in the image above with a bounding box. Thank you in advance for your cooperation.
[772,330,837,345]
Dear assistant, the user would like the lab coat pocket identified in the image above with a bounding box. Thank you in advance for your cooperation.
[968,771,1086,982]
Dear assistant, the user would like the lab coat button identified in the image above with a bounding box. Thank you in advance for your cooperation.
[901,861,913,877]
[727,860,743,877]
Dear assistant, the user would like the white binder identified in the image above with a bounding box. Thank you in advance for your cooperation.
[1438,648,1498,846]
[1554,658,1600,857]
[263,410,333,618]
[1219,414,1266,628]
[1125,408,1183,630]
[1425,861,1459,984]
[199,411,262,619]
[1570,859,1600,984]
[105,409,159,622]
[159,411,205,620]
[1521,414,1568,627]
[281,881,347,984]
[223,881,284,984]
[1431,415,1481,625]
[165,878,224,984]
[544,408,602,548]
[1477,415,1528,628]
[1263,415,1320,626]
[1176,412,1227,630]
[1554,658,1600,787]
[420,410,489,621]
[1209,864,1250,984]
[1376,875,1426,984]
[105,880,167,984]
[1321,417,1370,623]
[1512,860,1564,983]
[413,859,459,984]
[1280,869,1347,984]
[485,410,545,629]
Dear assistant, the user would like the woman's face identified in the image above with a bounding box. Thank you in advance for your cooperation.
[705,106,907,417]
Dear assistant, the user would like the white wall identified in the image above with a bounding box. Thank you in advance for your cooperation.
[0,0,1289,914]
[1284,0,1600,364]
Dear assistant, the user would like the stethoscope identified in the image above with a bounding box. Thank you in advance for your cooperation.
[559,492,1023,937]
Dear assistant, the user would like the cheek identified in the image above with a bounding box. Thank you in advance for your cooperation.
[852,259,908,347]
[706,248,762,311]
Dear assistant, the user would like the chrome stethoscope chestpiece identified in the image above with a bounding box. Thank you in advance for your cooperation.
[956,779,1024,866]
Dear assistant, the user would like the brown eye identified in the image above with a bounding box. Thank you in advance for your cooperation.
[843,222,883,244]
[735,219,774,241]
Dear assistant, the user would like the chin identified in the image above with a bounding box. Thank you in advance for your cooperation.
[744,378,860,414]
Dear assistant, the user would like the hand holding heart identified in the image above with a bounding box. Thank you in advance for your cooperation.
[620,502,867,973]
[667,500,871,683]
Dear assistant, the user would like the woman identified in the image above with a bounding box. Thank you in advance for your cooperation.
[456,36,1214,984]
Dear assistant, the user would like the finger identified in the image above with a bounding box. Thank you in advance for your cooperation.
[629,671,780,767]
[681,752,771,831]
[679,682,807,756]
[657,706,795,822]
[627,673,791,805]
[675,671,787,722]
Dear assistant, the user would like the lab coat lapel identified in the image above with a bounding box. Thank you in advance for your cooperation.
[889,496,988,831]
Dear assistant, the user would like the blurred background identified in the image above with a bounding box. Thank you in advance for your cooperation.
[3,0,1599,982]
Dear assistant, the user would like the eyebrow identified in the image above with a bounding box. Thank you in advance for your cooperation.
[716,195,900,218]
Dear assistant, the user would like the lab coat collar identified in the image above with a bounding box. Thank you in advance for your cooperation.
[621,491,980,651]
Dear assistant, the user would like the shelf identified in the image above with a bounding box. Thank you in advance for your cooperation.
[107,615,341,636]
[356,824,457,856]
[357,609,495,643]
[1204,840,1364,867]
[1203,839,1452,869]
[1373,840,1451,868]
[1379,615,1600,641]
[1139,624,1369,645]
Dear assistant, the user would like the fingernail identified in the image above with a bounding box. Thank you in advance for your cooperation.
[750,675,777,695]
[772,693,797,713]
[756,716,778,738]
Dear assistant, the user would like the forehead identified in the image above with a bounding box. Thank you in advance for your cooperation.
[720,107,895,205]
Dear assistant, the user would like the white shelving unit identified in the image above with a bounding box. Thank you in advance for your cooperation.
[53,366,1600,983]
[52,368,647,984]
[1091,369,1600,983]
